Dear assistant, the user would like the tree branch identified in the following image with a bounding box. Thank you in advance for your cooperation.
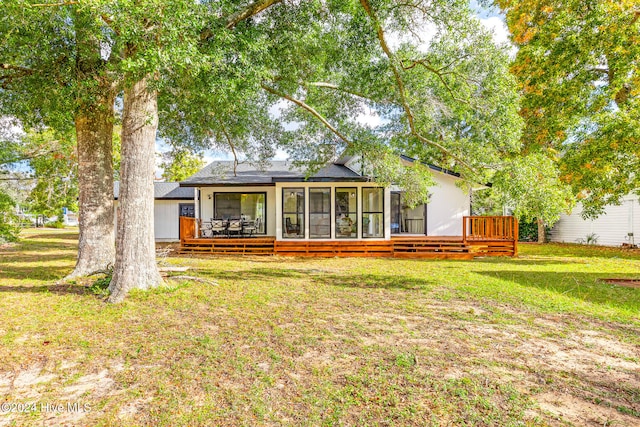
[219,123,239,176]
[400,59,470,105]
[260,83,353,146]
[358,0,474,173]
[226,0,284,29]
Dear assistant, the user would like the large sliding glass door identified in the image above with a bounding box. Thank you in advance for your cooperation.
[213,192,266,234]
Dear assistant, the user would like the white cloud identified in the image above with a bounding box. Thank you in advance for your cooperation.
[479,16,517,57]
[480,16,511,46]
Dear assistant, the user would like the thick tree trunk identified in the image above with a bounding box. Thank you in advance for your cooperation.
[537,218,546,243]
[108,75,163,303]
[67,92,116,278]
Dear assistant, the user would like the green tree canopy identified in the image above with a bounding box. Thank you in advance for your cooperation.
[497,0,640,217]
[160,147,205,182]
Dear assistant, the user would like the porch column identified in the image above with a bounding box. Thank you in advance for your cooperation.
[194,188,200,237]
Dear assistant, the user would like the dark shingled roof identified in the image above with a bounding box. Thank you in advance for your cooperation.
[114,182,194,200]
[180,161,366,187]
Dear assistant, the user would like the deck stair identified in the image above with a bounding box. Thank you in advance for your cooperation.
[392,236,473,259]
[274,240,393,257]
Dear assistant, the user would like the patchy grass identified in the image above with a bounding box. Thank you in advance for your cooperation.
[0,229,639,426]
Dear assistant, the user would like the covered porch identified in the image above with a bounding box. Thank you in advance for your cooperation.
[178,216,518,258]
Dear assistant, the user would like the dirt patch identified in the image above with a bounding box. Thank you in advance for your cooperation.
[601,278,640,288]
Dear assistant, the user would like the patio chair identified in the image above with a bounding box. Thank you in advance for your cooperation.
[243,217,261,237]
[227,218,243,237]
[210,219,226,237]
[285,217,300,236]
[200,220,214,238]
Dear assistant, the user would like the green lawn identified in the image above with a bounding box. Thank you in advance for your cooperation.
[1,229,639,426]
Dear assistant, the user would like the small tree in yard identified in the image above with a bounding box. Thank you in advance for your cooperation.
[160,148,205,182]
[492,153,574,243]
[22,129,79,221]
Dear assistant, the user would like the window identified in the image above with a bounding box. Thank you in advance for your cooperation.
[335,187,357,238]
[362,187,384,238]
[283,188,304,238]
[213,193,266,234]
[309,188,331,238]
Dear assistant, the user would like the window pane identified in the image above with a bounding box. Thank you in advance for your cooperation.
[310,213,330,238]
[362,213,384,238]
[336,188,356,215]
[310,188,330,213]
[214,193,241,219]
[283,188,304,213]
[310,188,330,238]
[336,188,357,238]
[363,188,383,212]
[241,194,265,233]
[283,188,305,239]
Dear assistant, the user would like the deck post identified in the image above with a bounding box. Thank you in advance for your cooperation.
[513,216,519,257]
[462,216,467,244]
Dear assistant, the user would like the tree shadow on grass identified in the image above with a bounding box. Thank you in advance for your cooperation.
[475,270,640,312]
[315,273,437,291]
[0,252,76,265]
[197,267,436,291]
[0,265,72,282]
[24,231,79,241]
[473,258,572,266]
[0,283,89,296]
[197,267,314,282]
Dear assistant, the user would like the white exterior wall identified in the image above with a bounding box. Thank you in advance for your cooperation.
[198,186,277,237]
[550,195,639,246]
[426,172,471,236]
[154,200,184,242]
[115,199,191,242]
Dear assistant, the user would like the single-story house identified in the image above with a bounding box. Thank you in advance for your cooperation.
[550,194,639,247]
[178,155,472,242]
[114,181,195,242]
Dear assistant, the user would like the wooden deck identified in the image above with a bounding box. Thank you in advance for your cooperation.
[178,216,518,258]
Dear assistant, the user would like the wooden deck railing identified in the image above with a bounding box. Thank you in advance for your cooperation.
[462,216,518,257]
[463,216,518,241]
[179,216,197,241]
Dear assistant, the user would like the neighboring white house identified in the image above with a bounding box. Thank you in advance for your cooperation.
[178,155,471,241]
[114,182,195,242]
[550,194,639,247]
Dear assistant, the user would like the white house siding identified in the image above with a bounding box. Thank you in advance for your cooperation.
[154,200,184,242]
[550,195,639,246]
[198,186,277,237]
[115,199,189,242]
[426,172,470,236]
